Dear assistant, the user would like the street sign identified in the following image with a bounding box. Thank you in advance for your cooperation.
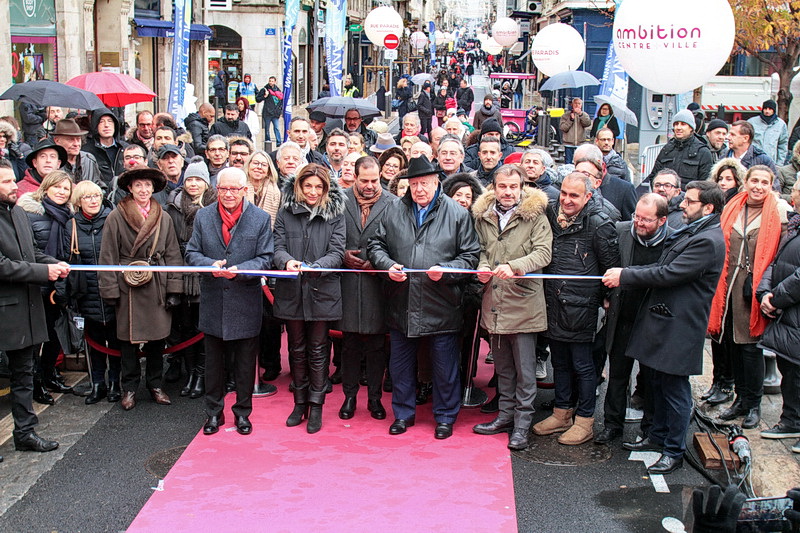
[385,49,398,60]
[384,33,400,50]
[349,24,363,32]
[265,28,276,36]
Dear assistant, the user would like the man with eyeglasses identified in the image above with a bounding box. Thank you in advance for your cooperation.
[342,109,377,150]
[368,155,480,440]
[603,180,725,474]
[574,143,636,221]
[227,137,253,169]
[652,169,686,229]
[127,111,155,152]
[595,193,672,446]
[205,135,230,186]
[185,166,274,437]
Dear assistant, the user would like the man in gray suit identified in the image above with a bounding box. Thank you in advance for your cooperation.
[186,166,275,436]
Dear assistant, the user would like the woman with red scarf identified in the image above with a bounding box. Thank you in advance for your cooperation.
[273,164,346,434]
[708,165,788,429]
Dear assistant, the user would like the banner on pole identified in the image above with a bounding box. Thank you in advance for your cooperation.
[325,0,347,97]
[598,37,629,136]
[282,0,300,141]
[429,21,436,67]
[168,0,191,122]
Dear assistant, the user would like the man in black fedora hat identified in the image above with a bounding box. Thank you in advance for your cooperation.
[52,118,104,189]
[368,155,480,440]
[17,138,68,197]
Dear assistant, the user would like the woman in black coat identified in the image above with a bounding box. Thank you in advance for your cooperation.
[18,170,74,403]
[757,207,800,443]
[589,103,620,139]
[417,83,434,137]
[395,78,413,120]
[57,181,120,404]
[273,164,346,433]
[433,88,448,128]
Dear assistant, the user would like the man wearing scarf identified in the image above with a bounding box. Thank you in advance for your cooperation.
[185,167,274,436]
[595,194,673,446]
[748,99,789,167]
[603,181,726,475]
[471,165,552,451]
[337,156,394,421]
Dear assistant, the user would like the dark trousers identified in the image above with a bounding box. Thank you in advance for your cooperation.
[549,339,596,418]
[120,340,165,392]
[258,296,283,376]
[6,345,39,439]
[84,318,121,384]
[40,295,61,377]
[420,115,433,137]
[647,366,692,458]
[341,332,386,401]
[204,334,258,418]
[389,330,460,424]
[777,356,800,429]
[286,320,329,405]
[604,350,652,433]
[710,339,734,388]
[492,333,538,429]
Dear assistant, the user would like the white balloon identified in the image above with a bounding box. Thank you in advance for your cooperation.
[364,6,404,47]
[492,17,520,47]
[410,31,428,50]
[613,0,735,94]
[483,38,504,56]
[531,23,586,77]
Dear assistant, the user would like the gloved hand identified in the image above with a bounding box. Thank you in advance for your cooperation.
[692,484,746,533]
[343,249,366,270]
[785,487,800,526]
[165,293,181,310]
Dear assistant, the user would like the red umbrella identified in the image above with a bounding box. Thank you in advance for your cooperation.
[65,72,157,107]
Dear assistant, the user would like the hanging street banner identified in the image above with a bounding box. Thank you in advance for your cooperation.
[167,0,191,123]
[429,21,437,67]
[325,0,347,97]
[282,0,300,141]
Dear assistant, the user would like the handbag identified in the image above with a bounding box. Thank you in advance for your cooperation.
[407,97,418,113]
[54,306,84,355]
[123,220,161,288]
[741,205,754,302]
[391,98,401,110]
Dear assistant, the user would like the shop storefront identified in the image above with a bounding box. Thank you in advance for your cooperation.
[10,0,58,83]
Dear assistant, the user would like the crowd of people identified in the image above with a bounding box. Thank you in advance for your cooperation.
[2,86,800,488]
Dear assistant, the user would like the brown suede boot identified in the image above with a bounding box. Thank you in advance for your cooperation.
[532,407,574,436]
[558,415,594,445]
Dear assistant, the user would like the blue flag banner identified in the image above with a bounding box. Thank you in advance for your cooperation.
[429,21,436,67]
[325,0,347,97]
[168,0,191,122]
[282,0,300,141]
[598,37,630,137]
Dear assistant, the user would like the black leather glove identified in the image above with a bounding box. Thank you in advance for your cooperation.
[165,294,181,310]
[692,484,745,533]
[785,487,800,526]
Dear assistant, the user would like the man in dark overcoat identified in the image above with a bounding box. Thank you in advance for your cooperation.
[603,180,726,474]
[185,167,275,436]
[337,156,395,421]
[0,161,69,454]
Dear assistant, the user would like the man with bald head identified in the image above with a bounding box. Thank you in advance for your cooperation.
[185,103,216,156]
[574,143,636,221]
[429,127,447,156]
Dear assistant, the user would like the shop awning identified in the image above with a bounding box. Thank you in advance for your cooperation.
[133,19,213,41]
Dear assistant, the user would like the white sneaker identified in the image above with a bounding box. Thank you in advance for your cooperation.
[536,359,547,380]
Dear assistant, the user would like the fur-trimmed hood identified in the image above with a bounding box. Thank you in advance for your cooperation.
[472,185,548,222]
[709,157,746,187]
[17,192,46,216]
[0,120,18,143]
[280,174,346,221]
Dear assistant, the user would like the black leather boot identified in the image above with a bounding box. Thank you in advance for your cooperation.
[307,404,323,434]
[107,381,121,402]
[33,376,54,405]
[85,382,108,405]
[190,352,205,399]
[286,404,309,426]
[44,369,72,393]
[181,372,197,397]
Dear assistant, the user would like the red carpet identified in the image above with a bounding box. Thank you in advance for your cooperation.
[128,342,516,533]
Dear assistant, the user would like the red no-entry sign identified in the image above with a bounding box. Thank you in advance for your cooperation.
[384,34,400,50]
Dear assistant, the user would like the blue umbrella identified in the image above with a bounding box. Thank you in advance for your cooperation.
[539,71,600,92]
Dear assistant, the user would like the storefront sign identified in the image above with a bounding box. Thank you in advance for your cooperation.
[10,0,56,36]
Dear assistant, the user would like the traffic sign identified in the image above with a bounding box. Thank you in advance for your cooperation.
[384,34,400,50]
[385,49,398,60]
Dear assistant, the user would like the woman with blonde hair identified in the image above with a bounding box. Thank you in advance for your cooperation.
[273,163,346,433]
[18,170,73,402]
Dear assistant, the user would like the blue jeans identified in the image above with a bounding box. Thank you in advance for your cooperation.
[264,116,282,144]
[389,330,461,424]
[549,339,596,418]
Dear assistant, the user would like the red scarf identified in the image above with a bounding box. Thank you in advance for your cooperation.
[218,201,243,246]
[707,191,782,338]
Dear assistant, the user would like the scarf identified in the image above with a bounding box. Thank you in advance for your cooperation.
[631,220,668,247]
[708,191,782,337]
[556,206,579,229]
[118,196,163,257]
[180,188,217,243]
[352,185,381,228]
[42,196,71,258]
[218,200,243,246]
[595,114,611,130]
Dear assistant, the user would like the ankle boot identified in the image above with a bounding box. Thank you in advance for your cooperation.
[558,415,594,445]
[107,381,121,402]
[190,352,205,399]
[85,382,108,405]
[286,403,309,427]
[532,407,574,436]
[181,372,197,397]
[33,376,55,405]
[44,369,72,393]
[307,404,323,434]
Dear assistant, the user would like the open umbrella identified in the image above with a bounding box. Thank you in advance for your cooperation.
[0,80,106,110]
[539,71,600,92]
[594,93,638,127]
[65,72,157,107]
[306,96,381,119]
[411,73,435,86]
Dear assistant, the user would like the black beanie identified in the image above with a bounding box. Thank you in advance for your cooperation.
[762,99,777,112]
[706,118,728,132]
[481,118,502,136]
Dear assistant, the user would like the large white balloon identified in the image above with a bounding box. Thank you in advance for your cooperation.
[613,0,735,94]
[364,6,404,47]
[483,38,504,56]
[410,31,428,50]
[531,23,586,77]
[492,17,520,47]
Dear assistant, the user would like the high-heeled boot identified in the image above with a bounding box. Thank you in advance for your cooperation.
[307,404,323,434]
[189,351,205,399]
[180,348,197,397]
[286,404,309,426]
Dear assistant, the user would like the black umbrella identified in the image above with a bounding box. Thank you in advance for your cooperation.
[0,80,106,110]
[306,96,381,119]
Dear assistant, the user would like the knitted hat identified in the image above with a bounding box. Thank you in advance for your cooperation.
[480,118,503,137]
[183,156,210,185]
[762,99,777,113]
[706,119,729,132]
[672,109,695,128]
